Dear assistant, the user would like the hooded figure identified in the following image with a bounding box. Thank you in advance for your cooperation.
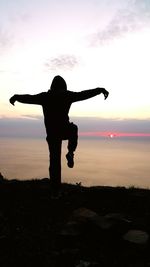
[50,75,67,91]
[10,75,109,192]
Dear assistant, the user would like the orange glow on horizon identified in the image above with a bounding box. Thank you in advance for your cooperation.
[79,132,150,137]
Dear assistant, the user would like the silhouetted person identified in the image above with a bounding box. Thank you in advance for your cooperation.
[9,75,109,191]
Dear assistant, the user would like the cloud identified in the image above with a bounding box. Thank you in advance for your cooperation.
[0,70,7,73]
[45,54,78,71]
[1,117,150,138]
[92,0,150,45]
[21,114,43,120]
[0,117,45,138]
[0,9,31,53]
[0,26,13,50]
[73,117,150,134]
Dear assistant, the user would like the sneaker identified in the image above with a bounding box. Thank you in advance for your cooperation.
[66,152,74,168]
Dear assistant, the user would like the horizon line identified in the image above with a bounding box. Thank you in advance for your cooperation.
[79,132,150,137]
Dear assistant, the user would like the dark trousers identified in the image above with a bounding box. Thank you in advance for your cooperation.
[46,123,78,189]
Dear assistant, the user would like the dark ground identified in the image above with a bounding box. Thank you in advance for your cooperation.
[0,177,150,267]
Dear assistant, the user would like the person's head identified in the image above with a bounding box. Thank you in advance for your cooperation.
[49,75,67,92]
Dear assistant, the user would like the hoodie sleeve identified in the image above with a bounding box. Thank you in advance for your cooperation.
[69,88,102,102]
[14,92,46,105]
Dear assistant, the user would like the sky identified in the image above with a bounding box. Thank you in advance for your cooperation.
[1,0,150,136]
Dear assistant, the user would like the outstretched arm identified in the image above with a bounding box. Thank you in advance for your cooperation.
[9,93,45,106]
[71,88,109,102]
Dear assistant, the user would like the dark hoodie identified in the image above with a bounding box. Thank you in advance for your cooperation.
[14,75,101,137]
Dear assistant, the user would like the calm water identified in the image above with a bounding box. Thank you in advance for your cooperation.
[0,137,150,188]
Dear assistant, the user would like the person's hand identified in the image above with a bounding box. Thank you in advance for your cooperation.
[101,88,109,100]
[9,95,17,106]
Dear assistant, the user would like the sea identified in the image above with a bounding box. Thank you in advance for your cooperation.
[0,137,150,188]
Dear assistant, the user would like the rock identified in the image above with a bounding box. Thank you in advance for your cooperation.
[104,213,131,223]
[73,208,130,230]
[60,221,81,236]
[75,260,91,267]
[72,207,105,227]
[75,260,98,267]
[73,208,98,221]
[123,230,149,245]
[72,207,109,229]
[103,213,131,230]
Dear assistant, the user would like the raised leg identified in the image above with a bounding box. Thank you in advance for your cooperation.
[67,123,78,153]
[66,123,78,168]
